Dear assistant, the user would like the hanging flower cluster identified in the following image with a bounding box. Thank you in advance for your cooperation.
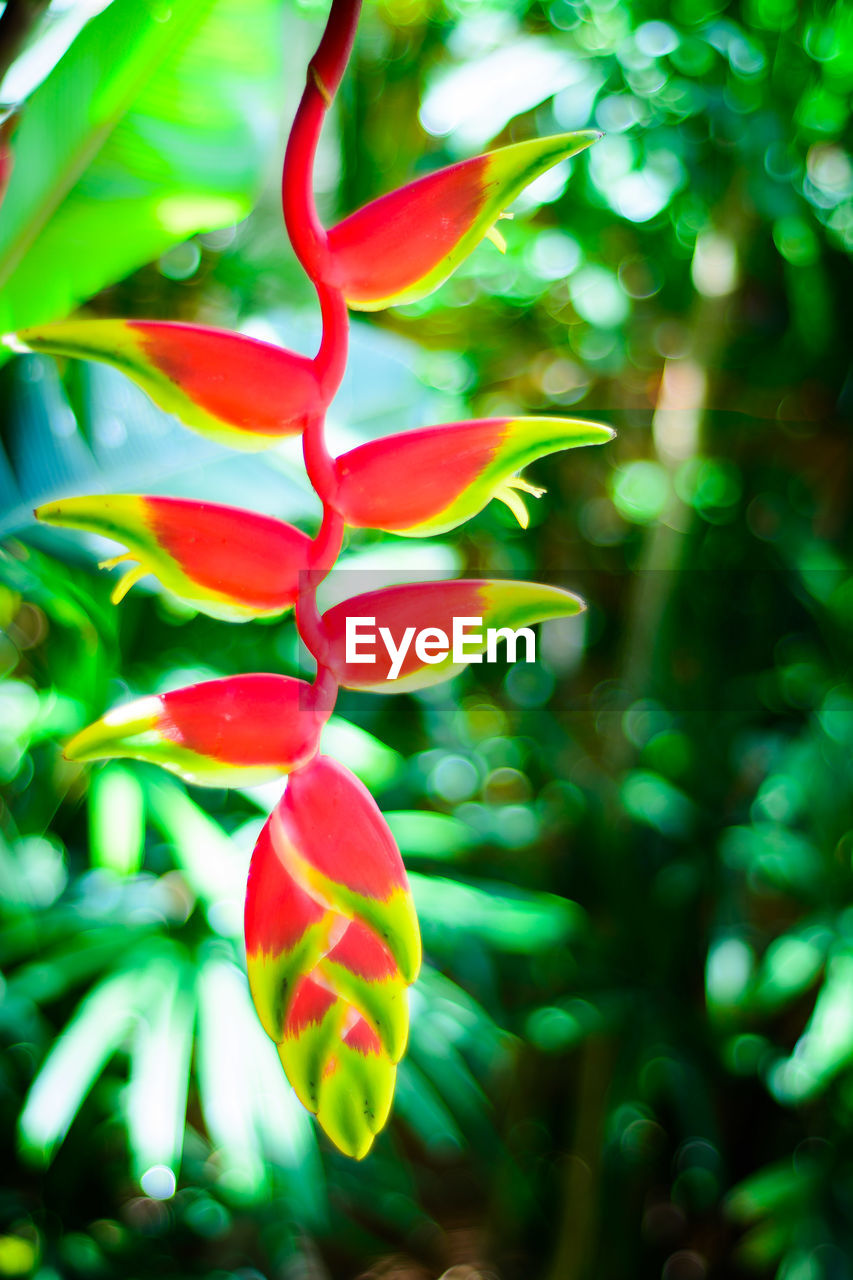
[20,0,612,1158]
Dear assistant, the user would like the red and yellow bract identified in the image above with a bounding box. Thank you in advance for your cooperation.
[245,756,420,1159]
[324,131,600,310]
[323,579,584,693]
[36,493,316,620]
[332,416,614,536]
[66,674,326,787]
[15,319,322,449]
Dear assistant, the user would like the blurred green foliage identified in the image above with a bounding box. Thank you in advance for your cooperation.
[0,0,851,1277]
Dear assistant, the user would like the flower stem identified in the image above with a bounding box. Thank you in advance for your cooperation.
[310,0,362,101]
[282,92,329,278]
[296,569,330,667]
[309,502,345,573]
[285,0,361,730]
[282,0,362,280]
[314,282,349,403]
[303,412,339,510]
[312,662,339,725]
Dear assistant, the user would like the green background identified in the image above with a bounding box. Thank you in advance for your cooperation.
[0,0,851,1277]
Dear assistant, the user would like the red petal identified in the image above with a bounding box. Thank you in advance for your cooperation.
[326,920,397,982]
[284,977,338,1036]
[323,133,600,310]
[276,756,410,901]
[324,580,483,685]
[327,155,489,303]
[343,1018,382,1057]
[244,820,326,956]
[160,674,321,768]
[146,497,313,611]
[334,420,505,531]
[129,321,322,437]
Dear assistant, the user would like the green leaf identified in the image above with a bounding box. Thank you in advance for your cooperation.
[726,1160,818,1223]
[384,810,478,861]
[7,926,151,1005]
[0,0,283,332]
[769,953,853,1102]
[319,717,404,792]
[147,781,246,933]
[752,927,829,1012]
[195,954,268,1201]
[409,874,585,953]
[126,953,195,1190]
[394,1061,464,1155]
[18,969,143,1164]
[89,764,145,876]
[408,1030,494,1151]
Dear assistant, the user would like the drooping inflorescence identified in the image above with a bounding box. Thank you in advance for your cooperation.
[21,0,612,1158]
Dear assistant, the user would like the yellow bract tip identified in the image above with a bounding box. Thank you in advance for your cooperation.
[110,564,147,605]
[508,476,546,500]
[494,475,547,528]
[494,484,529,528]
[485,225,507,255]
[98,552,133,571]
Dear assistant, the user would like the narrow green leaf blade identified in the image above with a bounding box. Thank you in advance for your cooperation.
[18,970,142,1164]
[196,955,268,1200]
[126,954,195,1191]
[89,764,145,876]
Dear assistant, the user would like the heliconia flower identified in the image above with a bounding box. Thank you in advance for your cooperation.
[332,416,614,537]
[65,674,326,787]
[245,755,420,1158]
[7,319,323,450]
[324,131,601,311]
[323,578,584,693]
[35,493,315,621]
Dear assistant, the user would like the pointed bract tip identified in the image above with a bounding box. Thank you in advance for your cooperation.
[33,501,63,524]
[581,420,616,443]
[569,129,605,154]
[3,333,32,354]
[64,697,161,763]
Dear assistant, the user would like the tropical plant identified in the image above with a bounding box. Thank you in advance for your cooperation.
[3,0,609,1165]
[4,0,850,1275]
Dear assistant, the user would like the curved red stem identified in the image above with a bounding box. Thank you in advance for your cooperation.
[314,282,349,402]
[296,571,330,666]
[312,663,339,724]
[311,0,362,100]
[309,502,345,573]
[284,0,361,712]
[282,0,362,281]
[303,412,339,511]
[282,92,329,279]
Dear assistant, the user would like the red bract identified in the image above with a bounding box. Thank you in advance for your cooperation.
[325,132,600,310]
[12,319,322,448]
[66,674,327,787]
[332,416,614,536]
[36,494,316,620]
[323,579,584,693]
[245,755,420,1158]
